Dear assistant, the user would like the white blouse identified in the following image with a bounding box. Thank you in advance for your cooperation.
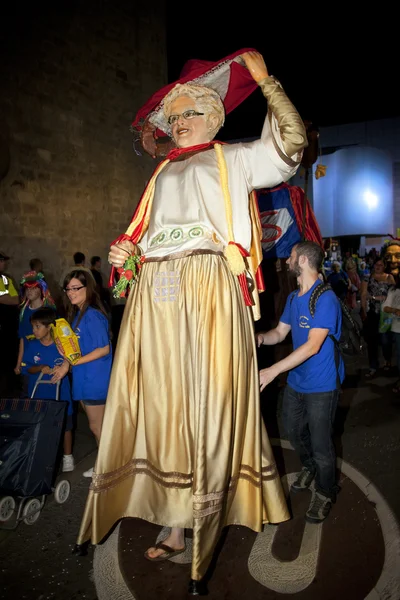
[382,289,400,333]
[140,112,300,259]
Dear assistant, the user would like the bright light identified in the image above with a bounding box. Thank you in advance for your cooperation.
[364,190,378,209]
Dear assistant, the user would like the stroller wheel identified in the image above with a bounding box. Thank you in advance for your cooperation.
[54,480,71,504]
[22,498,41,525]
[0,496,16,522]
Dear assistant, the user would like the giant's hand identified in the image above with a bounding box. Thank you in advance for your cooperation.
[242,51,269,83]
[108,240,137,268]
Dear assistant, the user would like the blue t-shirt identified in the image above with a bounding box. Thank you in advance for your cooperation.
[280,281,345,393]
[18,306,41,341]
[71,307,112,401]
[21,339,73,414]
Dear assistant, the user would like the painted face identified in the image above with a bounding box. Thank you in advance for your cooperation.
[31,321,51,341]
[25,286,42,302]
[384,245,400,278]
[168,96,210,148]
[64,277,87,308]
[286,246,301,277]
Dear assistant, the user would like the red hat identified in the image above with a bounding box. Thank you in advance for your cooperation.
[132,48,259,154]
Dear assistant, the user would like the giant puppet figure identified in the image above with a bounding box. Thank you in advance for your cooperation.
[75,50,307,595]
[382,240,400,285]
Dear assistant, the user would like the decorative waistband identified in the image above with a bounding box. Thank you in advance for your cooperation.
[144,249,224,263]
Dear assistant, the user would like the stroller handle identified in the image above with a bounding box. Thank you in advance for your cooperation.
[31,372,61,401]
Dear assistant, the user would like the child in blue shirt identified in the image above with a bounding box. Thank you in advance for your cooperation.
[21,307,75,473]
[15,271,56,375]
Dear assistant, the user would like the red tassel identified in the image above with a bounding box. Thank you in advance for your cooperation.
[238,272,253,306]
[255,266,265,292]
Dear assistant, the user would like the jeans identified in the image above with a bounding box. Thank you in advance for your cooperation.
[282,385,339,500]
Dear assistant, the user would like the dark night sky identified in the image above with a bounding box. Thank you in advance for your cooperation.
[166,10,396,141]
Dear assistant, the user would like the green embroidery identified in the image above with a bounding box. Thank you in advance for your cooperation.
[149,225,206,247]
[189,226,203,238]
[171,228,183,241]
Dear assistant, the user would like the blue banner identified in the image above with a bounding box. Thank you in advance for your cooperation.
[257,186,301,258]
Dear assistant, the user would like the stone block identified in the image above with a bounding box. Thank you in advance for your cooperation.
[37,148,52,163]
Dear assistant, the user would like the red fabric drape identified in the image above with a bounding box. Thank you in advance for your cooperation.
[132,48,259,133]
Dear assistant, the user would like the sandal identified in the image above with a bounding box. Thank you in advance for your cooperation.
[383,363,392,372]
[144,541,186,562]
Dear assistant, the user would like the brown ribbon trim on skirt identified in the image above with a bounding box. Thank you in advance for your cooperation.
[144,249,224,263]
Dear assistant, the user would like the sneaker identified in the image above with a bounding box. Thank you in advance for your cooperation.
[83,467,94,478]
[62,454,75,472]
[305,491,332,523]
[291,467,315,492]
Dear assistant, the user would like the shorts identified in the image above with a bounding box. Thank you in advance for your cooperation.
[80,398,107,406]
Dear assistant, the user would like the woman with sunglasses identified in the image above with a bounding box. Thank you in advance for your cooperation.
[54,270,112,477]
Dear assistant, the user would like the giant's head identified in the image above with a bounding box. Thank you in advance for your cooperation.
[382,241,400,281]
[163,84,225,148]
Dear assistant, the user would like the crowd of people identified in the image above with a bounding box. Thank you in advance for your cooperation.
[321,245,400,384]
[1,46,400,595]
[0,250,115,476]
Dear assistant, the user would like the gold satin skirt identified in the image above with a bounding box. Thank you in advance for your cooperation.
[77,252,289,580]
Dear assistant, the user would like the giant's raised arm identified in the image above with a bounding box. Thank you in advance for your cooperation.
[242,51,307,165]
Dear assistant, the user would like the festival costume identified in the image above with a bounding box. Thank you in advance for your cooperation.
[77,50,307,581]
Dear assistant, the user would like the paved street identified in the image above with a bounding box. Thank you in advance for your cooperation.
[1,357,400,599]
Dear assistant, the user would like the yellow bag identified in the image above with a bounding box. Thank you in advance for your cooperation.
[51,318,81,364]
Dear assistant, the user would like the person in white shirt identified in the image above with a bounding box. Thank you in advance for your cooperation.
[382,281,400,392]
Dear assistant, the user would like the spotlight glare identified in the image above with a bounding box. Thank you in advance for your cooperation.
[364,190,378,209]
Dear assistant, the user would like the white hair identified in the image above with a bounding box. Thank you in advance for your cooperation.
[163,83,225,139]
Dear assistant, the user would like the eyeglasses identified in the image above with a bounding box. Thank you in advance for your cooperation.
[167,110,204,126]
[64,285,86,293]
[386,253,400,260]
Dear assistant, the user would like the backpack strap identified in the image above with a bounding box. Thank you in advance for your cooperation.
[309,282,342,390]
[309,282,332,317]
[308,282,339,345]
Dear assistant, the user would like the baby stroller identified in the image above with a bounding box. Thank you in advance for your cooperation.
[0,373,71,529]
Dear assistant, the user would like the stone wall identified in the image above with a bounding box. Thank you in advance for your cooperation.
[0,1,167,294]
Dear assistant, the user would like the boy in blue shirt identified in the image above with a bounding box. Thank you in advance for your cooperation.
[21,307,75,472]
[257,241,344,524]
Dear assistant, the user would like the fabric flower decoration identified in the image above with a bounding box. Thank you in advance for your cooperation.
[113,255,145,299]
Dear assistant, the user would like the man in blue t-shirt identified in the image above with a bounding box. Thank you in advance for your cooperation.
[257,241,344,524]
